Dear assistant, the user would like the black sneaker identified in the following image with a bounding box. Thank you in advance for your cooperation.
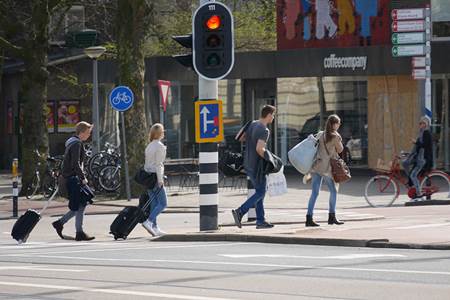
[256,222,274,229]
[52,220,64,239]
[231,209,243,228]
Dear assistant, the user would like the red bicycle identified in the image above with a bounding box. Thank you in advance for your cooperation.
[364,153,450,207]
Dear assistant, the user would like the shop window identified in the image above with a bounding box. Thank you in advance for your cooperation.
[277,76,368,166]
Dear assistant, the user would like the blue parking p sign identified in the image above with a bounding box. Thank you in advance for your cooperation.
[109,86,134,112]
[195,100,223,143]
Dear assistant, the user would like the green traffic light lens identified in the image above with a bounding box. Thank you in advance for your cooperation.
[206,53,221,66]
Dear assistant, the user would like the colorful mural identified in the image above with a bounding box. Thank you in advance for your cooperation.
[277,0,391,49]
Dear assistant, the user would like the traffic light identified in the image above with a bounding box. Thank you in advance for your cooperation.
[193,2,234,80]
[172,34,193,69]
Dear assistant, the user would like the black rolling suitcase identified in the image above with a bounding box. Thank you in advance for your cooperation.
[11,188,58,244]
[110,189,158,240]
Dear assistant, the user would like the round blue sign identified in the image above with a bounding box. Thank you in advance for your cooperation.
[109,86,134,112]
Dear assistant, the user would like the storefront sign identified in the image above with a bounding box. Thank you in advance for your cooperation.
[391,32,425,45]
[323,54,367,71]
[392,45,425,57]
[391,8,425,21]
[392,20,425,32]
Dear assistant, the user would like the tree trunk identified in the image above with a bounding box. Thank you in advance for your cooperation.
[19,2,51,193]
[116,0,152,197]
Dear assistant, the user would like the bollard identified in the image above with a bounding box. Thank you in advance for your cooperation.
[12,158,19,218]
[247,176,256,222]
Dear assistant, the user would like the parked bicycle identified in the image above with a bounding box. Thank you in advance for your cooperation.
[25,150,63,199]
[85,142,121,193]
[364,153,450,207]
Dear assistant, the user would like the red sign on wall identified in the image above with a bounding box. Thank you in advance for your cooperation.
[277,0,391,50]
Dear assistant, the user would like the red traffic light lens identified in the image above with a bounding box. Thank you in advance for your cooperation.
[206,15,221,30]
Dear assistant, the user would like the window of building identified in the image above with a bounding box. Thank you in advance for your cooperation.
[277,76,368,166]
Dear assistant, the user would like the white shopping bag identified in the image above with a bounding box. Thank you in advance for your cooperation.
[267,166,288,197]
[288,133,320,175]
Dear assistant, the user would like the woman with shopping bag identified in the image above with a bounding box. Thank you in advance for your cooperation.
[305,114,345,227]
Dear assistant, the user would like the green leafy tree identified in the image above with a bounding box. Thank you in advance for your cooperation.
[0,0,73,193]
[116,0,154,196]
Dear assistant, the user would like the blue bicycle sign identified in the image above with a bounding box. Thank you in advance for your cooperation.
[109,86,134,111]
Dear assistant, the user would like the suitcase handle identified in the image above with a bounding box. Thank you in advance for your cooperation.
[40,186,59,214]
[141,186,163,211]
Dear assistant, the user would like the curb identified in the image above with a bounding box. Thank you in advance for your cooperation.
[155,233,450,250]
[220,216,385,227]
[405,200,450,206]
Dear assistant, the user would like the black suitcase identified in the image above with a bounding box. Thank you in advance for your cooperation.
[110,190,158,240]
[11,187,58,243]
[11,209,41,243]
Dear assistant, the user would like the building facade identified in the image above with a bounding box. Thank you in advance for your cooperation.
[1,0,449,171]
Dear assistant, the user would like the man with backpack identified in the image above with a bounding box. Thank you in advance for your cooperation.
[52,121,95,241]
[232,105,277,229]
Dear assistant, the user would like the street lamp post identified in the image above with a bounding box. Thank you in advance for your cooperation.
[84,46,106,154]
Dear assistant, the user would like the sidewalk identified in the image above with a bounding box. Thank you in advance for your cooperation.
[1,173,450,250]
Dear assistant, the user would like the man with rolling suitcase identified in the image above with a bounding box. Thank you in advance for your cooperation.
[52,121,95,241]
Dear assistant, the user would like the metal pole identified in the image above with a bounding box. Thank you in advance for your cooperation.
[425,6,432,119]
[12,158,18,218]
[93,58,101,154]
[198,77,219,231]
[120,112,131,201]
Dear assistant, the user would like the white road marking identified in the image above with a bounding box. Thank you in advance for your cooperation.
[0,266,87,272]
[0,281,237,300]
[12,255,450,276]
[219,254,405,260]
[388,223,450,230]
[0,242,247,256]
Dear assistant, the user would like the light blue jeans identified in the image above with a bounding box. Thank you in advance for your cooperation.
[307,173,337,216]
[147,185,167,225]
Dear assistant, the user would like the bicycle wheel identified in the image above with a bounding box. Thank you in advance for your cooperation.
[99,165,121,192]
[25,174,40,199]
[364,175,398,207]
[420,171,450,200]
[88,152,114,176]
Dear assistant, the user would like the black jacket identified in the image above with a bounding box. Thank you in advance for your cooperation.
[415,129,433,171]
[61,136,86,181]
[255,150,283,184]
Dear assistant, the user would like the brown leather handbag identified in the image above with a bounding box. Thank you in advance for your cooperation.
[323,135,351,183]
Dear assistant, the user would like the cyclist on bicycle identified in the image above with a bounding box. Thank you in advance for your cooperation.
[402,116,433,201]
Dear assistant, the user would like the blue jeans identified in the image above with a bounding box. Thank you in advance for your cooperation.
[402,159,425,195]
[307,173,337,216]
[147,185,167,225]
[238,171,266,225]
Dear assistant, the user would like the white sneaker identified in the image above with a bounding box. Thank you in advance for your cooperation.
[142,220,157,236]
[153,225,167,236]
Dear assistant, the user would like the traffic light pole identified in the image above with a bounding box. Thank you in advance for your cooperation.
[198,78,219,231]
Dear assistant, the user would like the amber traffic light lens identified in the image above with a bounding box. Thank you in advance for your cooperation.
[206,15,221,30]
[206,34,221,48]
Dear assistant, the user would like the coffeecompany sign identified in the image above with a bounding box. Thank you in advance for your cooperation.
[323,54,367,71]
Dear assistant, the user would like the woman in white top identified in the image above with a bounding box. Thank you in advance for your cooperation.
[142,123,168,236]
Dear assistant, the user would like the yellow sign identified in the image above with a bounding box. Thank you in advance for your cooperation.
[195,100,224,143]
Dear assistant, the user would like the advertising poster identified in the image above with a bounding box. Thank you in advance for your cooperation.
[57,100,80,132]
[46,101,55,133]
[277,0,390,49]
